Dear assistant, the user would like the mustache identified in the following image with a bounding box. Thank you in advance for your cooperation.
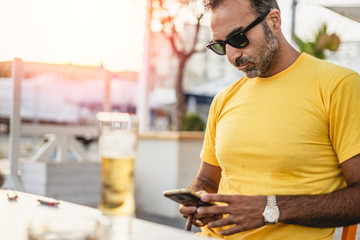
[232,56,252,68]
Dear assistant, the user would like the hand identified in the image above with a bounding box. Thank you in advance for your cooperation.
[178,190,222,227]
[197,194,267,235]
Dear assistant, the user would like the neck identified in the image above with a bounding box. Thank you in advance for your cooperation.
[261,36,301,78]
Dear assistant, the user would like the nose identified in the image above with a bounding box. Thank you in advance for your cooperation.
[226,44,243,65]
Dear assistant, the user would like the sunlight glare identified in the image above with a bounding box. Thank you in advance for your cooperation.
[0,0,146,71]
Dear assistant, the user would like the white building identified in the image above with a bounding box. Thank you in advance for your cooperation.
[0,61,138,127]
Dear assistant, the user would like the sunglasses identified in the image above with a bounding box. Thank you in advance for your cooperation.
[206,9,271,55]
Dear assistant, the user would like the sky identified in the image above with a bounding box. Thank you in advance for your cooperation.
[0,0,146,72]
[0,0,359,72]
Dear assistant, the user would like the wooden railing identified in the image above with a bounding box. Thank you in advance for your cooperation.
[21,123,98,162]
[8,58,99,190]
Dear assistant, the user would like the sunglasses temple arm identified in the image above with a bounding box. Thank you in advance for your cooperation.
[243,9,271,33]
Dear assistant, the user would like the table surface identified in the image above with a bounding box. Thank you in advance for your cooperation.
[0,190,207,240]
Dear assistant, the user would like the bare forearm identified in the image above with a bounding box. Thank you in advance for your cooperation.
[278,182,360,227]
[189,175,218,193]
[188,161,221,194]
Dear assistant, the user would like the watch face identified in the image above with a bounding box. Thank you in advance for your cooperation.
[265,208,279,223]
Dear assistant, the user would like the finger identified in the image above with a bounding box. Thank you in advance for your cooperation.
[193,210,219,219]
[197,205,229,215]
[179,204,197,215]
[208,215,234,228]
[196,190,208,196]
[201,193,236,203]
[197,214,223,225]
[220,225,244,236]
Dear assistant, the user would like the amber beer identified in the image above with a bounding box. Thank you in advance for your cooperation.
[97,112,138,217]
[101,156,135,216]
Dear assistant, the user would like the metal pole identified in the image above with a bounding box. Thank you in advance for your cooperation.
[104,70,112,112]
[9,58,24,190]
[137,0,152,132]
[291,0,298,45]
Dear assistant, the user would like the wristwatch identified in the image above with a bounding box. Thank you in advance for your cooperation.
[262,195,280,224]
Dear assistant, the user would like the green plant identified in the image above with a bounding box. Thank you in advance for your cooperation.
[183,113,205,131]
[294,23,340,59]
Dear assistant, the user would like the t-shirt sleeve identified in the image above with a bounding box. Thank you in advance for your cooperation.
[200,94,220,167]
[329,72,360,163]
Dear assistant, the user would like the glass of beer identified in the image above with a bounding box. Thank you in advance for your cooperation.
[97,112,138,217]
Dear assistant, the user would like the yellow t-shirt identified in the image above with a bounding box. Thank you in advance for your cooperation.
[199,53,360,239]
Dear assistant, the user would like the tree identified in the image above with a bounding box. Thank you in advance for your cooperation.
[294,23,340,60]
[151,0,206,131]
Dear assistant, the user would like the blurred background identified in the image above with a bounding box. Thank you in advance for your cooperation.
[0,0,359,235]
[0,0,359,133]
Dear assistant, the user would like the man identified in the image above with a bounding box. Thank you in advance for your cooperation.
[179,0,360,239]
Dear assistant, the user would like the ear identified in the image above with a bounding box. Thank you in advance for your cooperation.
[266,9,281,34]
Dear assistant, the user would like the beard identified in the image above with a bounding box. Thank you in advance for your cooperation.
[233,22,279,78]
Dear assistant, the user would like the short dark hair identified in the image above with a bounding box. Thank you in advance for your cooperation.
[203,0,280,16]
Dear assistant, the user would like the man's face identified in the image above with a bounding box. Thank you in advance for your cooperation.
[209,0,279,78]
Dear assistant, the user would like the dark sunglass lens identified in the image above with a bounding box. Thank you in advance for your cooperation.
[228,33,249,48]
[210,43,226,55]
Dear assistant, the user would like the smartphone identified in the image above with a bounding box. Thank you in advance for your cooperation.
[163,188,214,207]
